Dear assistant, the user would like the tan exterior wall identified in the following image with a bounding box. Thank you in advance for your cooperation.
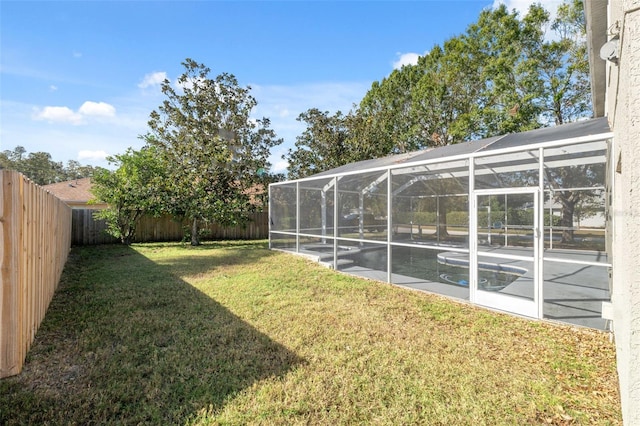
[606,1,640,423]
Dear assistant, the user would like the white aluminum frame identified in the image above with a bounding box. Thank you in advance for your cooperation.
[472,187,541,319]
[268,131,613,324]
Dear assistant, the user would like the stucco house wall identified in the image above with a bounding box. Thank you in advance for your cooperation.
[587,0,640,423]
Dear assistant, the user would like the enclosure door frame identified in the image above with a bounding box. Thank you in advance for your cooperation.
[470,187,542,319]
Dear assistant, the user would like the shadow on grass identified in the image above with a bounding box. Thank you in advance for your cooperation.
[0,243,303,425]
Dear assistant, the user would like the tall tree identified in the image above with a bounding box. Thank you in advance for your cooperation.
[146,59,281,245]
[1,145,98,184]
[0,146,26,170]
[540,0,591,125]
[410,39,484,147]
[286,5,547,177]
[284,0,592,212]
[355,63,422,155]
[286,108,353,179]
[536,0,594,242]
[20,152,62,185]
[463,4,547,137]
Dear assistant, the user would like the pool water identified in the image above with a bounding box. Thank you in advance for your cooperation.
[348,245,519,291]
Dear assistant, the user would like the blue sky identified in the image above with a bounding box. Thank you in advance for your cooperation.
[1,0,560,174]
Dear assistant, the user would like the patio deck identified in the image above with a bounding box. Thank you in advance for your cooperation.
[301,244,610,330]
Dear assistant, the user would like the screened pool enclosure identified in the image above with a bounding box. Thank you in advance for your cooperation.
[269,118,613,329]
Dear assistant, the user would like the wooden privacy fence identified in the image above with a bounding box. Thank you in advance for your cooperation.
[71,210,269,245]
[71,208,119,245]
[1,170,72,378]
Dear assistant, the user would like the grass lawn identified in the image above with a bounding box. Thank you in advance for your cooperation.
[0,241,620,425]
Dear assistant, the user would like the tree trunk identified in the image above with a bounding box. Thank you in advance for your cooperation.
[560,200,575,243]
[437,197,449,238]
[191,217,200,246]
[120,210,141,245]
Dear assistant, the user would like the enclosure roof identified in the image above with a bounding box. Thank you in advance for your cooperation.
[306,117,611,179]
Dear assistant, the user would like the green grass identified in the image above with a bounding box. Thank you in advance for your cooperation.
[0,241,621,425]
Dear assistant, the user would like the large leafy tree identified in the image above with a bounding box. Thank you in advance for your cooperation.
[0,146,27,170]
[285,5,553,176]
[410,40,483,147]
[286,108,354,179]
[91,146,167,245]
[63,160,100,181]
[354,63,422,155]
[533,0,595,242]
[20,152,63,185]
[537,0,591,125]
[285,0,592,242]
[146,59,281,245]
[463,4,547,137]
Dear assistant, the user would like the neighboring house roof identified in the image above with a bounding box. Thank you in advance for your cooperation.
[43,177,103,207]
[245,183,266,207]
[43,177,265,208]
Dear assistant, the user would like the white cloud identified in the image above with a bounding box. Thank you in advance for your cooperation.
[279,108,290,118]
[49,85,58,92]
[3,100,142,168]
[73,51,82,58]
[78,101,116,117]
[393,52,421,69]
[78,150,109,162]
[33,106,83,125]
[138,71,167,88]
[33,101,116,125]
[174,75,206,92]
[267,146,291,174]
[271,158,289,174]
[21,80,369,173]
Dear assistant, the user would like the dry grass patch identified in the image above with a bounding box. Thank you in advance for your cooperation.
[0,241,620,425]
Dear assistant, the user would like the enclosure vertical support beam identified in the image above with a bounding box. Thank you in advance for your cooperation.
[537,147,545,320]
[359,193,365,242]
[296,182,300,254]
[549,190,554,250]
[469,159,477,304]
[487,204,492,246]
[410,198,414,240]
[606,137,614,295]
[504,194,508,246]
[436,195,440,244]
[268,185,272,249]
[321,190,327,244]
[387,170,392,284]
[334,177,338,271]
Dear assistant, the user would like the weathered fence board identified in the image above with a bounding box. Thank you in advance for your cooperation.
[1,170,72,378]
[71,210,269,245]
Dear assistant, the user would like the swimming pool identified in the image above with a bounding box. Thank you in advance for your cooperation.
[307,244,521,291]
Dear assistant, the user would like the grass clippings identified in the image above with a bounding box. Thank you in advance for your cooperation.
[0,241,621,425]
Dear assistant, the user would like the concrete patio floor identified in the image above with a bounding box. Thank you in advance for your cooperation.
[303,244,611,330]
[437,247,610,330]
